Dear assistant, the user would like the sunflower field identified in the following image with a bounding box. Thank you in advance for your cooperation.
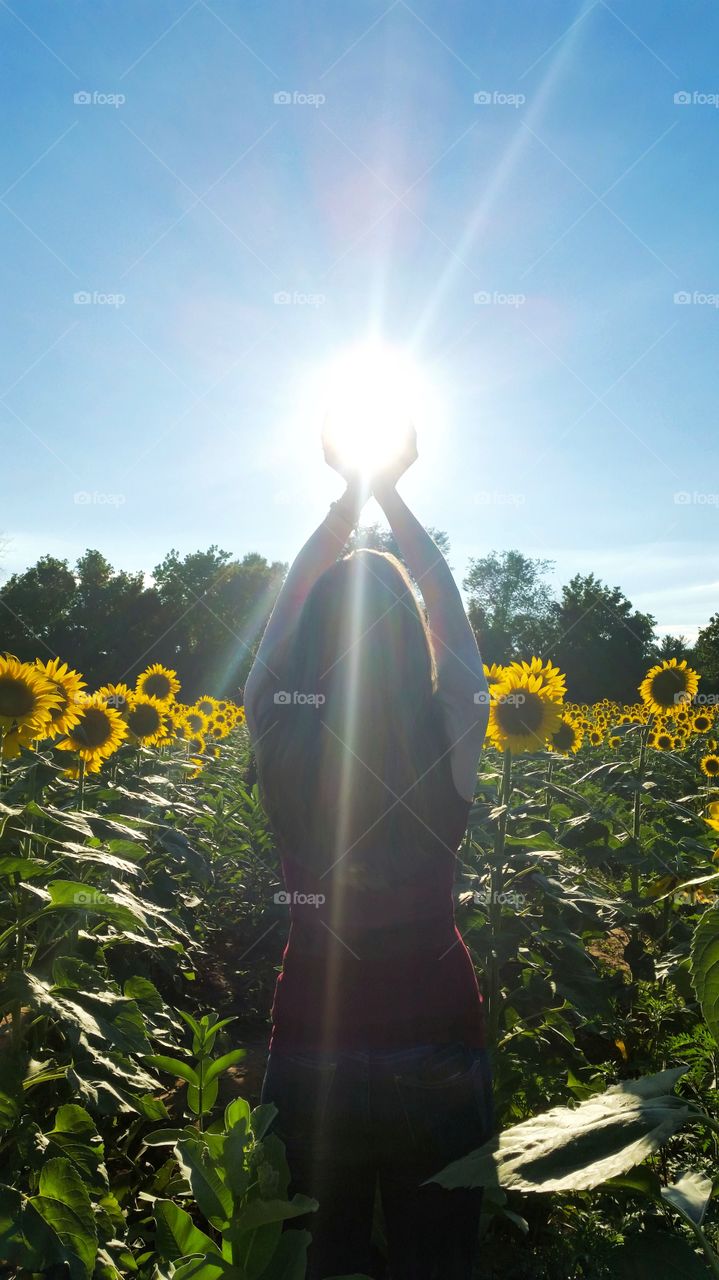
[1,650,719,1279]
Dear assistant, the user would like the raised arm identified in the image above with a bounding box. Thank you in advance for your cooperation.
[373,432,488,800]
[244,463,366,732]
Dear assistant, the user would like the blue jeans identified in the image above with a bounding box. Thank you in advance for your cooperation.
[261,1042,494,1280]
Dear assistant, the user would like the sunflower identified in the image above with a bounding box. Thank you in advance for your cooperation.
[186,734,206,756]
[34,658,86,739]
[56,694,127,771]
[693,711,714,735]
[124,694,168,746]
[483,663,506,690]
[548,715,583,754]
[135,663,181,704]
[700,754,719,778]
[195,695,218,718]
[651,730,675,752]
[0,655,61,745]
[97,682,132,715]
[487,669,562,755]
[608,734,620,748]
[180,707,211,738]
[507,658,566,702]
[589,728,604,747]
[639,658,699,713]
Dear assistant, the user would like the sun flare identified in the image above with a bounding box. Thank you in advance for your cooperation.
[317,341,434,476]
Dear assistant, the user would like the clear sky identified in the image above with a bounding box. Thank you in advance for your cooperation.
[1,0,717,641]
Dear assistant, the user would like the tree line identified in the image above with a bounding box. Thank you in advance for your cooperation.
[1,535,716,703]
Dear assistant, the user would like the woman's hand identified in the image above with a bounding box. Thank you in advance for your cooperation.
[322,418,359,484]
[372,422,418,499]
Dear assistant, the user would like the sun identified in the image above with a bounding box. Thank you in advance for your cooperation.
[317,341,435,477]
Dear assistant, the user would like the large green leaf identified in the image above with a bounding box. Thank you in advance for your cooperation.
[255,1229,311,1280]
[30,1157,98,1280]
[175,1137,233,1227]
[154,1199,222,1262]
[227,1196,318,1236]
[690,908,719,1045]
[432,1067,691,1192]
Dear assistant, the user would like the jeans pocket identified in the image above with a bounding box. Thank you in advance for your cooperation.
[393,1044,493,1171]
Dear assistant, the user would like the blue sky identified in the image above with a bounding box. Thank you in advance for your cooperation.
[1,0,717,640]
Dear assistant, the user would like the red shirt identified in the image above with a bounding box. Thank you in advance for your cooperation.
[269,782,485,1051]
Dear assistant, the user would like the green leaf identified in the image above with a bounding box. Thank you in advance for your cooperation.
[690,908,719,1045]
[143,1127,196,1146]
[661,1171,714,1227]
[204,1049,247,1086]
[175,1137,233,1226]
[228,1196,317,1235]
[254,1229,311,1280]
[250,1103,277,1142]
[31,1157,98,1280]
[431,1067,692,1193]
[145,1054,199,1087]
[226,1097,252,1132]
[153,1199,222,1263]
[188,1075,219,1116]
[173,1259,243,1280]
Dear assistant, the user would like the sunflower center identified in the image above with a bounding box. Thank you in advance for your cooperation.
[143,673,171,699]
[128,703,162,737]
[71,707,114,749]
[552,721,576,751]
[651,667,690,708]
[705,758,719,776]
[0,676,36,719]
[495,689,545,737]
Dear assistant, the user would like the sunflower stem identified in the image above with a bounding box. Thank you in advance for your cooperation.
[488,746,513,1047]
[544,756,554,818]
[77,758,86,811]
[630,721,651,898]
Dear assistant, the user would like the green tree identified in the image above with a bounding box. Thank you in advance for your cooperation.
[693,614,719,693]
[552,574,656,702]
[463,550,555,664]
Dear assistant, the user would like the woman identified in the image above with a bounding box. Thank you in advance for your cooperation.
[244,425,492,1280]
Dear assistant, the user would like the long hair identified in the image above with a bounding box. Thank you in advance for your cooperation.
[254,549,452,885]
